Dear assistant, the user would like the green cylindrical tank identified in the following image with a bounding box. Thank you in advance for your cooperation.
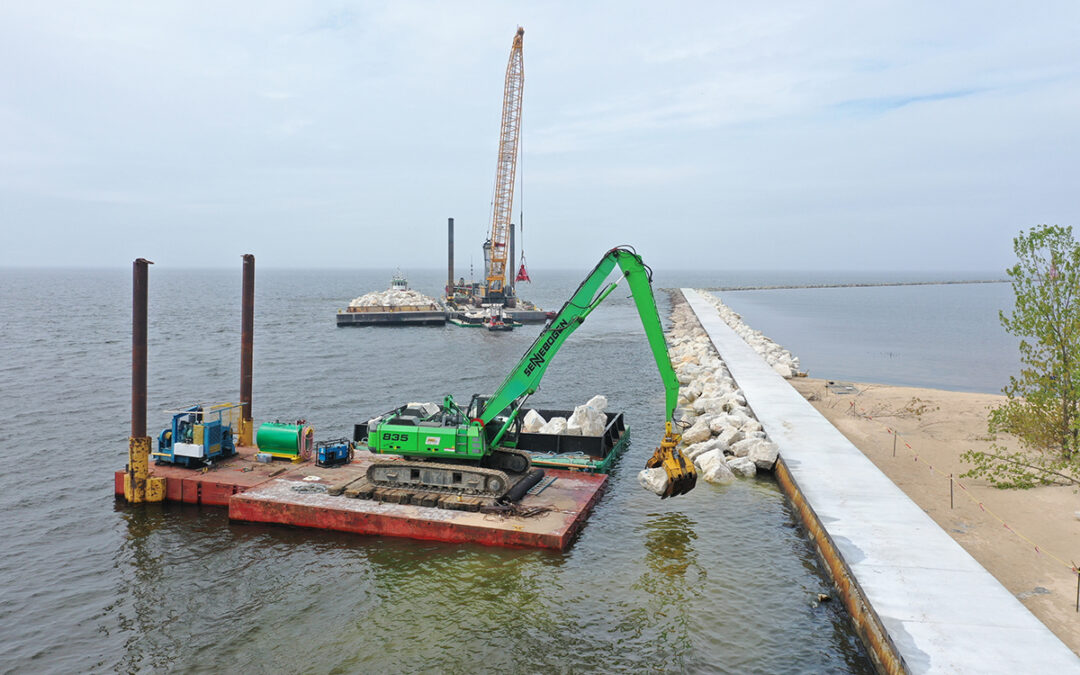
[256,422,313,456]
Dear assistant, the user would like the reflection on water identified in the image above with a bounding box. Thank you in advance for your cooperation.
[642,511,701,580]
[615,512,704,667]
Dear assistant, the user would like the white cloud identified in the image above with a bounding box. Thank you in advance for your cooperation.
[0,1,1078,270]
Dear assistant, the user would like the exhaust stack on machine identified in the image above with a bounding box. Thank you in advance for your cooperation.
[240,254,255,446]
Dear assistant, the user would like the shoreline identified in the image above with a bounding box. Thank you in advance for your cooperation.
[788,377,1080,655]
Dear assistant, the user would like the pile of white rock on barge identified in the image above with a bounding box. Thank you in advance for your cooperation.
[347,288,441,310]
[521,395,609,437]
[639,290,802,495]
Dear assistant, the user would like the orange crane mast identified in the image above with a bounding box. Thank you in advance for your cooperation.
[485,26,525,299]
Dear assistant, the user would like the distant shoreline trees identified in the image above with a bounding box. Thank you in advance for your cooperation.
[963,224,1080,488]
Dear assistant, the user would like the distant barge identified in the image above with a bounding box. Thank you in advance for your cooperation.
[337,308,448,326]
[337,308,551,327]
[338,272,447,326]
[336,309,550,327]
[336,271,550,326]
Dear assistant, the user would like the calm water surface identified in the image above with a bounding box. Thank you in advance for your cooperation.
[0,265,1011,673]
[717,280,1017,393]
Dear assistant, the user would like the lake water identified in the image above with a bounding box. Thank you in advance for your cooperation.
[0,265,1011,673]
[716,280,1017,394]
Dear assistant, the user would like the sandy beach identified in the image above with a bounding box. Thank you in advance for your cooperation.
[789,378,1080,654]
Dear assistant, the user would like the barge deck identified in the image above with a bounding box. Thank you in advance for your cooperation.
[115,446,605,550]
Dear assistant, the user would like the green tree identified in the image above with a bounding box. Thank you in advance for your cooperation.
[963,224,1080,488]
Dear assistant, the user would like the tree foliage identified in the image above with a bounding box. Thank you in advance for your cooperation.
[962,224,1080,488]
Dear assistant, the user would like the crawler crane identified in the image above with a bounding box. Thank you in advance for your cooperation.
[482,26,525,305]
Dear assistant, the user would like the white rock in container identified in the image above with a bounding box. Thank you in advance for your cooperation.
[638,467,668,496]
[585,395,608,413]
[727,456,757,478]
[538,417,567,435]
[522,410,547,433]
[349,287,438,308]
[567,404,605,436]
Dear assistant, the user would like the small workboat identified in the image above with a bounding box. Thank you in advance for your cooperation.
[449,310,487,327]
[486,312,514,331]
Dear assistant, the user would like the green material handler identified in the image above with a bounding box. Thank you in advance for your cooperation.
[361,246,697,500]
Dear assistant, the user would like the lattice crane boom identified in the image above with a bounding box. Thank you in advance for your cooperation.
[486,26,525,296]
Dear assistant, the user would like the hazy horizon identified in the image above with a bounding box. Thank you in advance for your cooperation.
[0,263,1011,275]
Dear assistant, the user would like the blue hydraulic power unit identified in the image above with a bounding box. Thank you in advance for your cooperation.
[315,438,353,467]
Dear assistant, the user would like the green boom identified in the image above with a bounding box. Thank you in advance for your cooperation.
[480,246,678,446]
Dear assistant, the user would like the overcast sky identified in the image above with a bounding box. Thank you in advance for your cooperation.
[2,2,1078,271]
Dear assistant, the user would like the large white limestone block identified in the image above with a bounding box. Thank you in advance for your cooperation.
[522,410,547,433]
[698,449,736,484]
[567,404,605,437]
[538,417,567,434]
[638,467,668,496]
[747,440,780,471]
[681,418,712,445]
[584,395,608,414]
[727,456,757,478]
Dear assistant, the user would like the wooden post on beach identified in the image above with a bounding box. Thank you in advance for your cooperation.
[892,431,897,458]
[950,474,954,509]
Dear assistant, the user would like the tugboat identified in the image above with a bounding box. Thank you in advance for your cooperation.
[389,270,409,292]
[485,309,514,332]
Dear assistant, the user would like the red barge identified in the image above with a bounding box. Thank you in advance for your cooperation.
[114,445,606,550]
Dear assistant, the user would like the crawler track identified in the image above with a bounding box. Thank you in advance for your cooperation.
[367,460,513,499]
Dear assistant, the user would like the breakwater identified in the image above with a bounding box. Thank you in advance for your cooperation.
[697,279,1007,292]
[680,287,1080,673]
